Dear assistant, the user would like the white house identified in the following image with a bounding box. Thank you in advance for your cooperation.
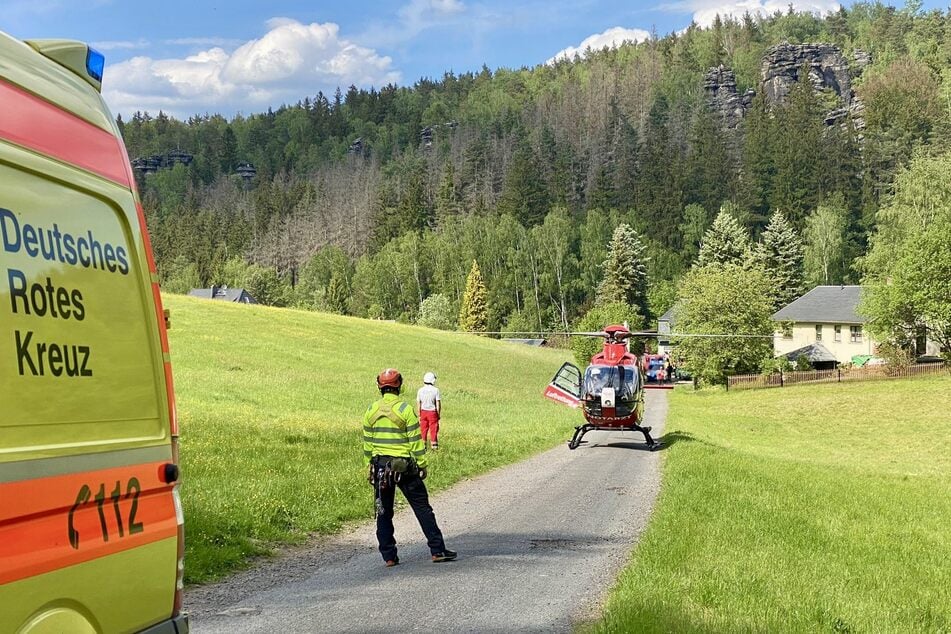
[772,286,877,367]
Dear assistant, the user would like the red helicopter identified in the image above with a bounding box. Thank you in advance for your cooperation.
[543,325,673,450]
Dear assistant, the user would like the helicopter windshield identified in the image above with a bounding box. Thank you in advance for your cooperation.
[582,365,640,401]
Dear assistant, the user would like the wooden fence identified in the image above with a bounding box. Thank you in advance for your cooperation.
[727,362,948,391]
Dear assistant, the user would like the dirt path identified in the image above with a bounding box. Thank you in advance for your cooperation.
[187,390,668,633]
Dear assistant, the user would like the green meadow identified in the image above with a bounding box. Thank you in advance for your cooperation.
[164,295,576,583]
[595,375,951,633]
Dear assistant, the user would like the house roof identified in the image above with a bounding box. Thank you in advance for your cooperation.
[782,342,838,363]
[188,286,256,303]
[501,338,546,346]
[772,286,865,324]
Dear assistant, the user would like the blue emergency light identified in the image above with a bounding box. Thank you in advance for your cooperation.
[86,47,104,83]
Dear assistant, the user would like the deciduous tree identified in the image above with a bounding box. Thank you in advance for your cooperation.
[675,263,775,384]
[803,196,848,286]
[417,294,456,330]
[862,153,951,358]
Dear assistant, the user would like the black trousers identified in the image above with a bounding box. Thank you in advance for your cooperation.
[376,472,446,561]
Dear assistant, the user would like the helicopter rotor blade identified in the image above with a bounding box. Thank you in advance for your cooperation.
[456,330,779,339]
[457,330,610,337]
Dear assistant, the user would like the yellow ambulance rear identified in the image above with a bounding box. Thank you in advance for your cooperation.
[0,32,187,633]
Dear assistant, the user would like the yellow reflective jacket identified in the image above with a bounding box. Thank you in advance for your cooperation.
[363,393,428,469]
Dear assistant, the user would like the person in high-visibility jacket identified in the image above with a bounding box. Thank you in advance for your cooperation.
[364,368,457,567]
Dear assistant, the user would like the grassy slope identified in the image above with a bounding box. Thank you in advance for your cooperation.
[164,295,577,583]
[596,376,951,633]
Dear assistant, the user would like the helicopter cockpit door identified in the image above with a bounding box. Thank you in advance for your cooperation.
[544,362,582,408]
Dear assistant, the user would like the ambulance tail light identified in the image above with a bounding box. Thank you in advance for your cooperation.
[172,484,185,616]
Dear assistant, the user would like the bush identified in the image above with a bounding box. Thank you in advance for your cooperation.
[761,355,792,375]
[569,302,644,366]
[502,309,538,335]
[877,341,914,374]
[213,257,291,307]
[243,265,291,307]
[416,294,456,330]
[160,255,201,295]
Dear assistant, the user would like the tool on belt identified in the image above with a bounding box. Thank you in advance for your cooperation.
[370,456,415,517]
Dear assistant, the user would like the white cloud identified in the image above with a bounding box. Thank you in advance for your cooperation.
[163,37,243,48]
[547,26,652,64]
[669,0,840,28]
[358,0,466,48]
[399,0,465,24]
[90,39,150,51]
[102,19,400,117]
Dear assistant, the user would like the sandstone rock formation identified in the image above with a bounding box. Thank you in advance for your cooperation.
[761,43,868,129]
[703,66,754,130]
[702,43,870,131]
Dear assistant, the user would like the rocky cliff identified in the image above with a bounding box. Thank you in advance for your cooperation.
[703,42,870,131]
[703,66,754,130]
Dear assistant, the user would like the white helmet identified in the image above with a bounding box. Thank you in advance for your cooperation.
[423,371,437,385]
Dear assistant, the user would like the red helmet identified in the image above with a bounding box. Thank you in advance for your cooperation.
[377,368,403,389]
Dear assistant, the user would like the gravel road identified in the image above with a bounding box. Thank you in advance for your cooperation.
[187,390,667,633]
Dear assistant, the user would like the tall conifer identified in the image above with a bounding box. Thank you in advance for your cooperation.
[596,224,650,318]
[770,65,824,227]
[754,210,806,310]
[459,260,489,332]
[697,208,752,267]
[740,91,775,224]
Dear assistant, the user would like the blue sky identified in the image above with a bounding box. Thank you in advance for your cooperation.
[3,0,940,118]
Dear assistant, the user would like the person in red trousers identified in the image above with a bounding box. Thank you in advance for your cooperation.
[416,371,441,450]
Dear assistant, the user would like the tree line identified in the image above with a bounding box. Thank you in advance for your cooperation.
[133,2,951,377]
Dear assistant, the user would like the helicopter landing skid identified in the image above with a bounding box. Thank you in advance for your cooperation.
[568,423,659,451]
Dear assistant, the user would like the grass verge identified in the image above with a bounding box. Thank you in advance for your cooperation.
[164,295,576,583]
[594,375,951,633]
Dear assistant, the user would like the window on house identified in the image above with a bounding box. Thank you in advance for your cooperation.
[815,324,822,342]
[834,325,842,342]
[781,323,793,339]
[850,326,863,343]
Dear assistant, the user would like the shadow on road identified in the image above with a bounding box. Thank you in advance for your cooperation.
[578,430,695,453]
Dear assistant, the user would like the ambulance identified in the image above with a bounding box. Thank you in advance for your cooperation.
[0,32,187,633]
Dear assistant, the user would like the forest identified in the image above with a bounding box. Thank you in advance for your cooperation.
[124,2,951,378]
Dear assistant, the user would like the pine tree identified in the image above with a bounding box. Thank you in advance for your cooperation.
[754,210,805,310]
[596,224,650,318]
[498,136,549,227]
[769,65,824,228]
[687,110,735,217]
[697,207,752,267]
[740,91,775,225]
[458,260,489,332]
[679,203,710,264]
[435,160,460,225]
[326,272,349,314]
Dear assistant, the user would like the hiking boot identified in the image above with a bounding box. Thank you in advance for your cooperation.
[385,557,399,567]
[431,550,457,563]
